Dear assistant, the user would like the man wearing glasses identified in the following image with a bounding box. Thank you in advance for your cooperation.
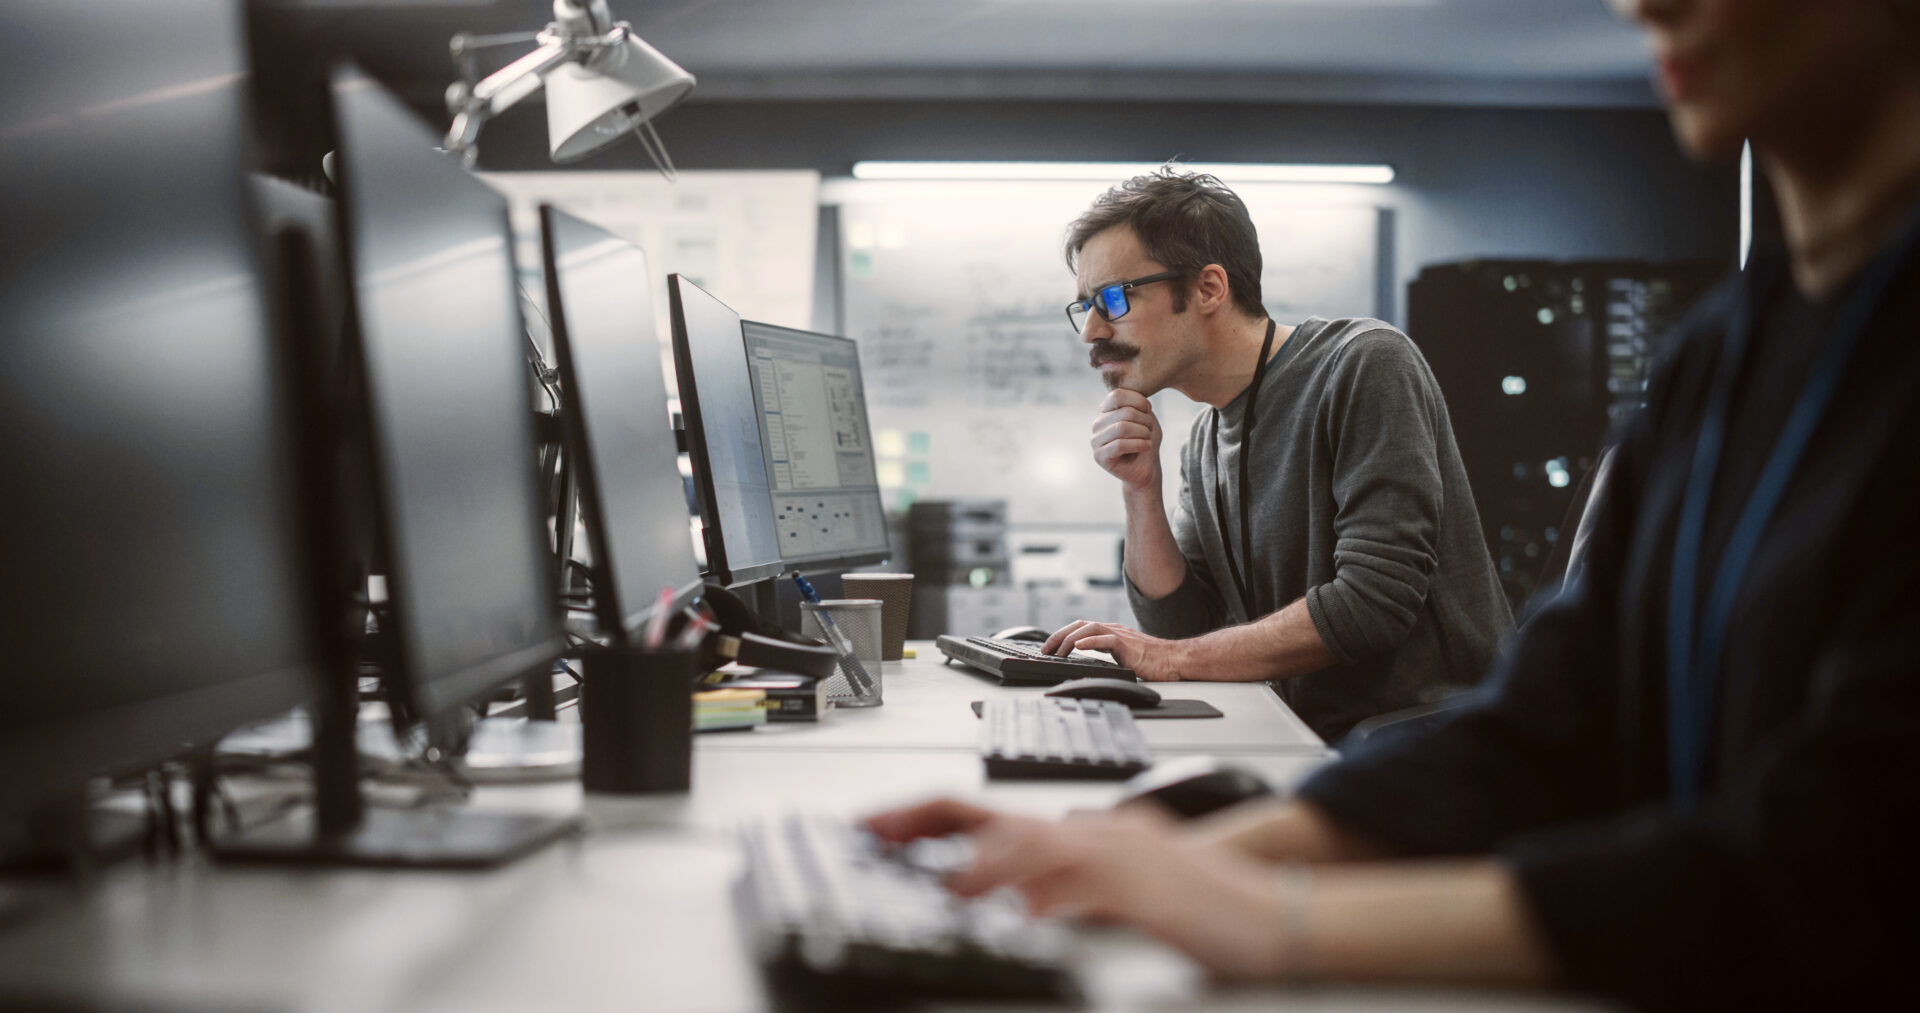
[1041,168,1511,741]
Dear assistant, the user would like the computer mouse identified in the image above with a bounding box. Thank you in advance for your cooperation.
[1044,677,1160,708]
[992,625,1051,643]
[1114,756,1275,820]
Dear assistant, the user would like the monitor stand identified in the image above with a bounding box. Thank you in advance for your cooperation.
[750,576,781,628]
[214,804,575,869]
[0,791,148,877]
[213,654,578,869]
[457,716,582,784]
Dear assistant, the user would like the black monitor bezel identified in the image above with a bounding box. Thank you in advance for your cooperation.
[538,205,704,643]
[666,274,788,586]
[326,67,565,724]
[738,319,892,574]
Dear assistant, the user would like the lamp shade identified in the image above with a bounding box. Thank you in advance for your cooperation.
[545,33,694,163]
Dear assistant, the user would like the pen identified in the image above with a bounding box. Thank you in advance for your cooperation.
[643,586,675,649]
[674,607,713,651]
[788,571,876,696]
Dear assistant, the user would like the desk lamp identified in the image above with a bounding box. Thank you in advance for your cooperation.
[441,0,694,176]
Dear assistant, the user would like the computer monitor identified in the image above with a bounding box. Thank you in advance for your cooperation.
[249,174,385,589]
[0,0,324,832]
[539,207,704,643]
[327,69,565,726]
[211,69,574,869]
[668,275,785,586]
[740,321,891,572]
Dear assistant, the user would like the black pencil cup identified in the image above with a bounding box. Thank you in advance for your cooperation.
[580,645,697,794]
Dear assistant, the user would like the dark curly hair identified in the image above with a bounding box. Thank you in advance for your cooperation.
[1064,166,1266,320]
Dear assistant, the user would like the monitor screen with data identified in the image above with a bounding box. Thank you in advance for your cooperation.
[541,207,703,642]
[740,322,891,572]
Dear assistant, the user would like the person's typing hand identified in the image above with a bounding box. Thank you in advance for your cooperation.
[1091,389,1163,493]
[1042,620,1186,680]
[865,799,1290,980]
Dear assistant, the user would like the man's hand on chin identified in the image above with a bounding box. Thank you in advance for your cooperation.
[1042,619,1189,681]
[1090,388,1163,493]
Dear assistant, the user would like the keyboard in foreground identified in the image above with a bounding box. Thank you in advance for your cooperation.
[735,812,1081,1001]
[937,634,1137,685]
[979,697,1154,780]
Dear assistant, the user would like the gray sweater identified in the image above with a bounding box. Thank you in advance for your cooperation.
[1129,317,1512,741]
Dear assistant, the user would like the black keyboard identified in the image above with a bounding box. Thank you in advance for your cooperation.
[735,812,1080,1001]
[979,697,1154,780]
[936,634,1137,686]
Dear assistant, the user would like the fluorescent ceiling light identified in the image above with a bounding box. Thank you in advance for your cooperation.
[850,161,1395,184]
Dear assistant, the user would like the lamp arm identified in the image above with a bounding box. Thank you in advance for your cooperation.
[444,36,580,156]
[449,30,544,55]
[474,39,580,111]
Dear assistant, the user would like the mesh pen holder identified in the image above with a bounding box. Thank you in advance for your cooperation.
[800,599,883,707]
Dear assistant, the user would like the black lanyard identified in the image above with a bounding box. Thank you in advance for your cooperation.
[1210,319,1278,618]
[1664,207,1920,812]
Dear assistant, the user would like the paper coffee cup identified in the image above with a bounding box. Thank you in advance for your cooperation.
[839,573,914,661]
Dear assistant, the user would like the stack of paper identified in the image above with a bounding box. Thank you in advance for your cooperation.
[693,687,768,732]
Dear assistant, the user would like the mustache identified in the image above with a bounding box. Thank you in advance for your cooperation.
[1088,340,1139,368]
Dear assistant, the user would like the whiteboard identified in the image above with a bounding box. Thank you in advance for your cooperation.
[824,180,1379,526]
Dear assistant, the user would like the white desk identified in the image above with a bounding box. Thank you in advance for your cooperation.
[0,643,1601,1013]
[703,648,1329,756]
[0,766,1595,1013]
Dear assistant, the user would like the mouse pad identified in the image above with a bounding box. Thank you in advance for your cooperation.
[970,700,1223,720]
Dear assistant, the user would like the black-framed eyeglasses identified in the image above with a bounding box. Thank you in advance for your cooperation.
[1065,271,1181,333]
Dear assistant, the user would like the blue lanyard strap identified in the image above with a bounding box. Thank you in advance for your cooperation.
[1664,214,1920,812]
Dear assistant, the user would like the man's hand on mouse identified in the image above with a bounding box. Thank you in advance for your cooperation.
[1043,619,1186,681]
[1091,389,1162,493]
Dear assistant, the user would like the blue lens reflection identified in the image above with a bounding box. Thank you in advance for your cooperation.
[1100,286,1128,319]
